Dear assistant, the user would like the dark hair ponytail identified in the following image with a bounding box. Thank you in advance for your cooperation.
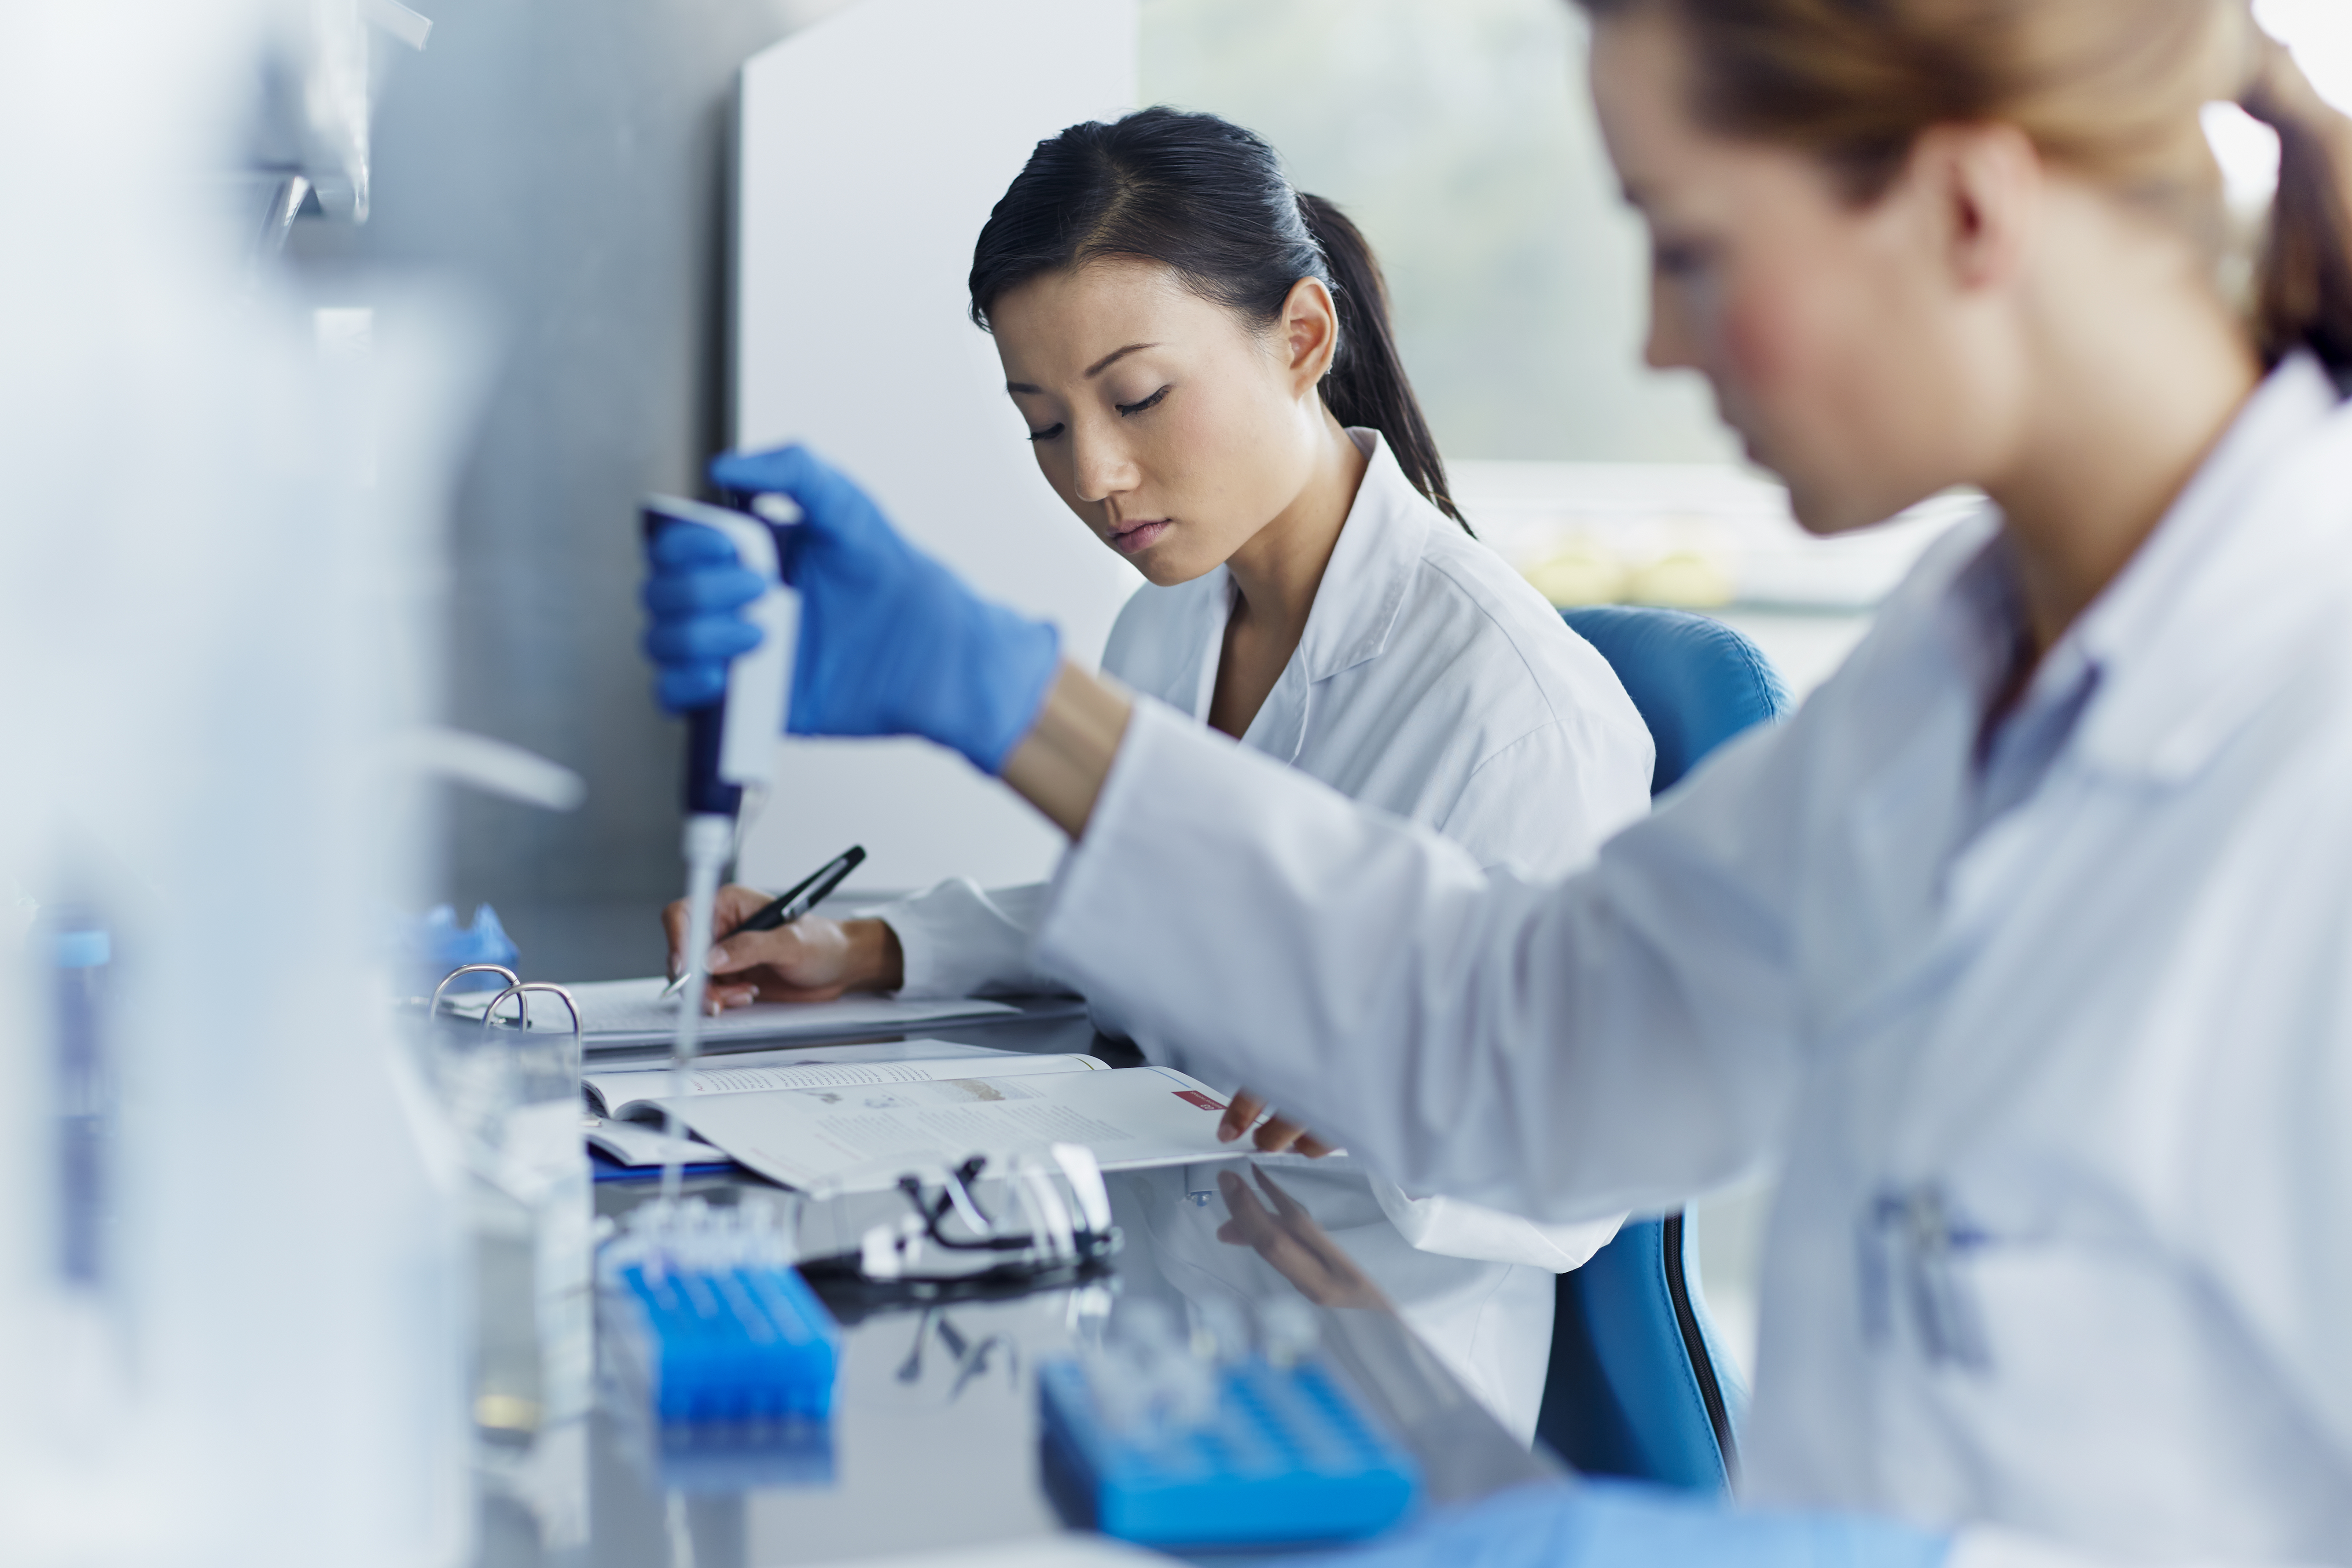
[1292,194,1459,526]
[2240,37,2352,374]
[969,106,1465,529]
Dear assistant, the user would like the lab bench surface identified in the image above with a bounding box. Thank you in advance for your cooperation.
[484,1002,1557,1568]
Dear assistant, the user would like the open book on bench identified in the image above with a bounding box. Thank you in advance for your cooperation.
[584,1044,1244,1194]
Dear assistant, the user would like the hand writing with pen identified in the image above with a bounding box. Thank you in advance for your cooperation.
[661,885,905,1009]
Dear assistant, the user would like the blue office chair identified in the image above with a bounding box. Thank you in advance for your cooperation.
[1532,605,1791,1493]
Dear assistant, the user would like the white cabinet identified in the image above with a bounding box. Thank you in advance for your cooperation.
[733,0,1141,895]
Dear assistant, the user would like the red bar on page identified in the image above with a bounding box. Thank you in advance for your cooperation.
[1174,1089,1227,1112]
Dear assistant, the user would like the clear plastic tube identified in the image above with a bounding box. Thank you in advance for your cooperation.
[661,813,734,1207]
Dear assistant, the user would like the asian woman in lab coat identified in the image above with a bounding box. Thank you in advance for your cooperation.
[661,108,1657,1443]
[648,1,2352,1560]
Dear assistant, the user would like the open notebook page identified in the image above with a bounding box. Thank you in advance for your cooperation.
[576,1036,1013,1072]
[586,1119,728,1168]
[661,1063,1242,1194]
[587,1051,1108,1120]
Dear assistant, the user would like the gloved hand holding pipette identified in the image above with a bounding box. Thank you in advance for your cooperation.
[1292,1479,1951,1568]
[641,443,1063,773]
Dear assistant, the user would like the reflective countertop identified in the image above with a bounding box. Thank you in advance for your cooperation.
[485,1004,1558,1567]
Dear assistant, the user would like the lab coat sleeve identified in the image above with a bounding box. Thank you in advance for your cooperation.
[1379,717,1649,1268]
[861,878,1078,1001]
[1035,697,1808,1225]
[1435,712,1654,882]
[1368,1174,1617,1272]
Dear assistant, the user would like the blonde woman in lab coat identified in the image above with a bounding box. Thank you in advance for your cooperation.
[650,0,2352,1559]
[659,108,1655,1442]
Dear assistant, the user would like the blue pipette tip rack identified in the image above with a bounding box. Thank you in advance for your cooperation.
[599,1197,839,1441]
[654,1418,835,1494]
[1039,1352,1422,1548]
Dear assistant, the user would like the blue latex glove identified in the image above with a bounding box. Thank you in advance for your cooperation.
[1300,1480,1953,1568]
[641,526,766,711]
[639,444,1062,775]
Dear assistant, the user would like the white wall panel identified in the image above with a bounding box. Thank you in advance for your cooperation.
[735,0,1140,894]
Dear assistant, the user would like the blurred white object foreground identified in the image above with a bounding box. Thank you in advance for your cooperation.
[0,2,472,1564]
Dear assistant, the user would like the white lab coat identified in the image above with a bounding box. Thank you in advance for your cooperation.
[871,430,1654,1441]
[1033,358,2352,1566]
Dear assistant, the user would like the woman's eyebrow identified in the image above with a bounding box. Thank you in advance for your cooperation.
[1006,341,1161,396]
[1085,342,1157,377]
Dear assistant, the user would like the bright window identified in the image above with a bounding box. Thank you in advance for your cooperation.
[1142,0,1730,465]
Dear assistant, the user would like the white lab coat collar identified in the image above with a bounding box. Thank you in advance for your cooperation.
[1295,428,1428,682]
[2072,352,2349,782]
[1938,353,2351,787]
[1166,428,1441,760]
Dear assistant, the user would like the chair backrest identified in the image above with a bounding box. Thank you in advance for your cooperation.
[1535,606,1790,1492]
[1561,605,1790,794]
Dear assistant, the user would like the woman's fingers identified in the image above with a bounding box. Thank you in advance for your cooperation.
[705,923,805,975]
[664,911,901,1009]
[1273,1123,1336,1158]
[1218,1090,1267,1144]
[1253,1114,1309,1154]
[709,916,854,991]
[1214,1088,1335,1156]
[663,882,775,977]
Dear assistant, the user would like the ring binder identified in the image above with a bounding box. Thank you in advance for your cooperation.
[481,980,582,1040]
[430,962,519,1018]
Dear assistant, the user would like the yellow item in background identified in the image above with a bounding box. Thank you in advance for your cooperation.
[1624,549,1736,609]
[1521,538,1735,609]
[1523,538,1628,606]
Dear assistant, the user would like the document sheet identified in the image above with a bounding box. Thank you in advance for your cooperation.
[585,1047,1106,1120]
[657,1063,1243,1194]
[585,1040,1036,1167]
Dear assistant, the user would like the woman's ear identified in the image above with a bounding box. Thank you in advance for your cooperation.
[1278,277,1341,396]
[1911,121,2042,295]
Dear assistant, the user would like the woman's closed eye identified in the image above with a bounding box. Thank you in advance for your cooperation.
[1023,384,1165,439]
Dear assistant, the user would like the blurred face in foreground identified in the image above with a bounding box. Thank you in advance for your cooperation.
[1590,6,2040,534]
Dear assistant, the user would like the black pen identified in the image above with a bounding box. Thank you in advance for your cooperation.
[662,844,867,998]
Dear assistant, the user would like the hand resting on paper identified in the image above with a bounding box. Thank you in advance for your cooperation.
[660,883,906,1010]
[1217,1087,1336,1158]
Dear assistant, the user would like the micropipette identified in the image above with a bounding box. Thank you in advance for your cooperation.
[639,494,798,1205]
